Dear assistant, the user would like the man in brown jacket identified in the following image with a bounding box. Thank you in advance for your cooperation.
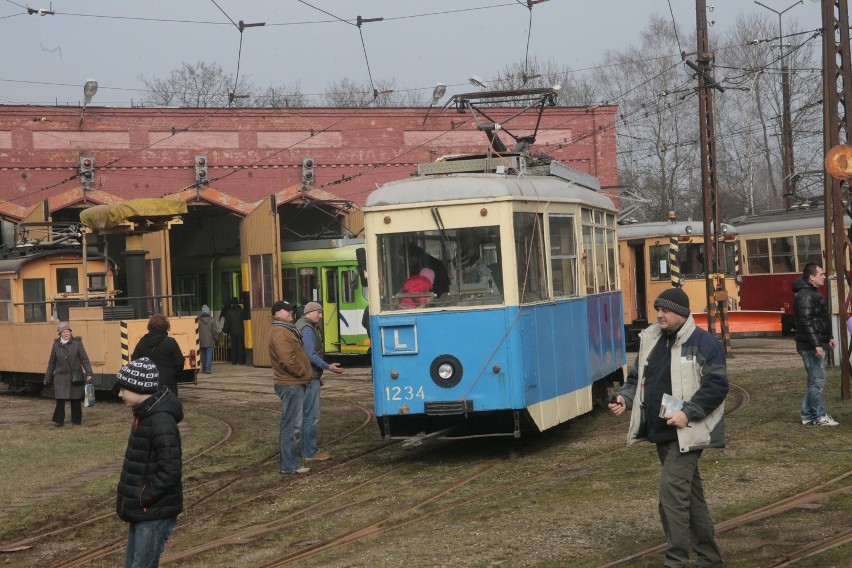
[269,300,313,474]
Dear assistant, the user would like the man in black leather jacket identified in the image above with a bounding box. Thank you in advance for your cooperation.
[792,262,839,427]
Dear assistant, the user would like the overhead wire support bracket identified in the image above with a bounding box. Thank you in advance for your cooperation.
[356,15,384,27]
[685,59,725,93]
[238,20,265,32]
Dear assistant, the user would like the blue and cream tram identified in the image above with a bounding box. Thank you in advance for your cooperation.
[362,156,626,439]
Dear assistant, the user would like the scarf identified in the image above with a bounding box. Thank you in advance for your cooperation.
[272,320,303,345]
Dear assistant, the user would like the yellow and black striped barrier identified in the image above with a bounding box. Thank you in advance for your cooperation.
[669,237,680,287]
[120,320,130,366]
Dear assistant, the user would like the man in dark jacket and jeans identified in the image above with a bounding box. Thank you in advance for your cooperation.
[115,357,183,568]
[295,301,344,462]
[792,262,839,427]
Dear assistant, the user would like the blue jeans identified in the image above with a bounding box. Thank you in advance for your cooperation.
[274,383,305,473]
[799,348,827,421]
[302,377,322,457]
[125,517,176,568]
[199,347,213,373]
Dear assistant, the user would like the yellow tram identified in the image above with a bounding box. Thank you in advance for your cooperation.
[618,217,740,342]
[0,203,200,393]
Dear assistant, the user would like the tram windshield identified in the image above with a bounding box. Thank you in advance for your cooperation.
[377,226,503,310]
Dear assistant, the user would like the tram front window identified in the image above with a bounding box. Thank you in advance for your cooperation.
[377,227,503,310]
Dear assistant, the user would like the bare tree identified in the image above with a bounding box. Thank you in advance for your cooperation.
[492,56,599,106]
[592,15,702,222]
[139,61,254,108]
[713,14,822,214]
[252,83,309,108]
[587,11,822,222]
[323,77,425,107]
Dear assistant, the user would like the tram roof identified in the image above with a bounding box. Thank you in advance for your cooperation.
[281,238,364,252]
[729,207,844,235]
[0,248,109,276]
[617,220,736,239]
[364,173,616,211]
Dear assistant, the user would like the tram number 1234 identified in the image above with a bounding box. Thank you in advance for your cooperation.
[384,386,426,401]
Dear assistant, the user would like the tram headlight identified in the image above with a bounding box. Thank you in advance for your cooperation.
[437,362,454,380]
[429,354,463,388]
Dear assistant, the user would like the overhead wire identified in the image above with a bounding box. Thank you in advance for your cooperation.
[0,2,825,213]
[666,0,684,57]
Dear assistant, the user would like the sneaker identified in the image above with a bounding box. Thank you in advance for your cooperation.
[280,466,310,475]
[801,418,814,426]
[814,415,839,427]
[304,452,331,462]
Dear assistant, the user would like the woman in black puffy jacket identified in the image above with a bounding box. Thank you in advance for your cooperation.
[132,314,185,396]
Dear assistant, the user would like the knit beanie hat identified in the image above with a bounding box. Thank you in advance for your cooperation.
[56,321,72,334]
[653,287,691,318]
[116,357,160,394]
[201,304,211,315]
[302,301,323,315]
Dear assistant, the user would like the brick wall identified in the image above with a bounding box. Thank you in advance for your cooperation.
[0,105,618,218]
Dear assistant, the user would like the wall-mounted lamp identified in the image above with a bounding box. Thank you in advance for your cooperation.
[79,79,98,127]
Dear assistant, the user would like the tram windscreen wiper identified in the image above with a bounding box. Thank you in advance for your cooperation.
[430,207,453,267]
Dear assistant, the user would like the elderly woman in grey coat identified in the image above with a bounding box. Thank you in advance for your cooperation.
[44,322,93,426]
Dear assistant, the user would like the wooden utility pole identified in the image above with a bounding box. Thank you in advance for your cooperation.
[822,0,852,401]
[692,0,730,351]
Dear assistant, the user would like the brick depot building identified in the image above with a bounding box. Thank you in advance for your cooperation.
[0,103,618,365]
[0,104,617,221]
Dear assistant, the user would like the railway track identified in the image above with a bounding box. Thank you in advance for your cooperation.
[2,347,849,567]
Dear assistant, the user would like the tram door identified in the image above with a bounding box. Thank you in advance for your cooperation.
[217,270,242,310]
[321,267,341,354]
[623,240,647,324]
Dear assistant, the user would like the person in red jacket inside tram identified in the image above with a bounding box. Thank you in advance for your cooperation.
[400,267,435,308]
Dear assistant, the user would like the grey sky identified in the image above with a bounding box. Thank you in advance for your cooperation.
[0,0,825,107]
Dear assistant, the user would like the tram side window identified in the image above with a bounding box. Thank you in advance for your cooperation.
[582,214,594,293]
[325,269,338,304]
[249,254,274,309]
[23,278,46,323]
[649,245,671,281]
[680,244,705,277]
[515,213,547,303]
[795,234,822,269]
[744,238,770,274]
[282,268,298,306]
[770,237,795,273]
[297,267,318,306]
[341,270,358,303]
[0,278,10,322]
[56,268,79,294]
[722,243,737,275]
[606,224,617,291]
[549,214,578,297]
[581,209,617,292]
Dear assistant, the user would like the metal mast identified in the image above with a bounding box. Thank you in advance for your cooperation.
[822,0,852,401]
[692,0,730,350]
